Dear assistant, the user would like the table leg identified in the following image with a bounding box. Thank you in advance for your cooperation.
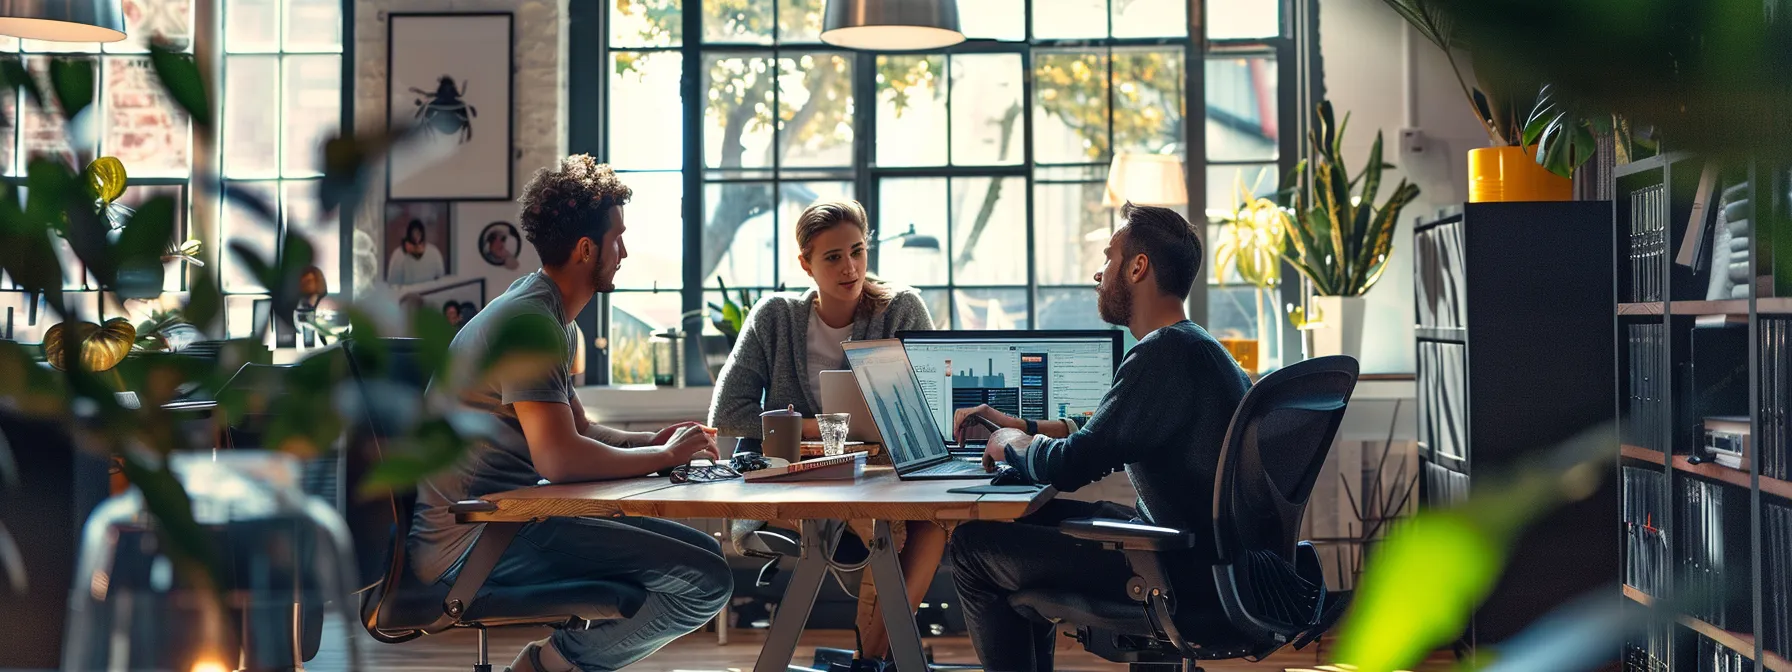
[752,519,832,672]
[868,520,928,672]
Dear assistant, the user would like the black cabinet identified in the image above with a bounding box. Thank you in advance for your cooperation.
[1412,201,1620,645]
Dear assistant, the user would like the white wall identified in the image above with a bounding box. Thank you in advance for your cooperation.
[350,0,567,298]
[1318,0,1489,373]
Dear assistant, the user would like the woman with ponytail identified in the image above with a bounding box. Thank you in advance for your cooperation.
[708,199,944,665]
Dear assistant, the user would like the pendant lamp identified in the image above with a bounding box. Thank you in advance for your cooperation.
[0,0,126,42]
[820,0,964,51]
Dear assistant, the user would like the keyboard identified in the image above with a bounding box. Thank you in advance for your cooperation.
[910,459,986,477]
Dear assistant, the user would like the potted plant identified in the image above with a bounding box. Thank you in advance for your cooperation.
[1211,169,1290,374]
[1284,102,1420,359]
[1379,0,1614,200]
[685,278,784,382]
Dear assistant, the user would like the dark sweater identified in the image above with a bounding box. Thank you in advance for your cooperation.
[1006,321,1251,548]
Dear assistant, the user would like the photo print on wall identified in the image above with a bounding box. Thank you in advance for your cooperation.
[384,201,451,287]
[415,278,486,331]
[455,201,537,272]
[386,12,513,200]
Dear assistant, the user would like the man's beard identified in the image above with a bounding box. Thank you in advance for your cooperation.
[592,258,617,293]
[1096,278,1132,326]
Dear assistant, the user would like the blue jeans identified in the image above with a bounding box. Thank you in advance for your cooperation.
[443,516,733,671]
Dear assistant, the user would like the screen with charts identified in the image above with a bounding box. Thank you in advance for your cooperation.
[842,340,954,469]
[898,332,1119,442]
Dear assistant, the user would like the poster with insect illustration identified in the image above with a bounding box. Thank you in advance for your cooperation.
[386,13,513,201]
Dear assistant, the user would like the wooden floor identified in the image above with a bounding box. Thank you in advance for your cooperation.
[315,626,1457,671]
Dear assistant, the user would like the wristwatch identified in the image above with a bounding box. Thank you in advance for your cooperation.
[1025,419,1038,435]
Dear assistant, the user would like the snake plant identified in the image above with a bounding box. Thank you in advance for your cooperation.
[1283,101,1421,298]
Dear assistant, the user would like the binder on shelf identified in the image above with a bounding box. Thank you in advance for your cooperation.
[1623,466,1666,598]
[1695,635,1749,672]
[1768,502,1790,660]
[1678,162,1720,269]
[1677,478,1729,628]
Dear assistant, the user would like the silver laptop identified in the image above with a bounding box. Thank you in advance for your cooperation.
[842,340,988,481]
[819,370,884,443]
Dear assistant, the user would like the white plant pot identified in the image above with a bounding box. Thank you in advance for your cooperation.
[1307,295,1366,360]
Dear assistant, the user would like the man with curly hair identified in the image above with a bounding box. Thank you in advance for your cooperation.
[409,155,732,672]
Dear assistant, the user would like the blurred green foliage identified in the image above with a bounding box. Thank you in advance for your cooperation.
[1332,423,1614,671]
[0,45,564,601]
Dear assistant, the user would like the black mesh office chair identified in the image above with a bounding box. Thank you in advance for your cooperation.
[341,337,648,672]
[1007,355,1360,671]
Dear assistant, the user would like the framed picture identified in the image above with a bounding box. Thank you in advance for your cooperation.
[417,278,486,331]
[455,201,538,273]
[384,201,451,287]
[386,13,514,201]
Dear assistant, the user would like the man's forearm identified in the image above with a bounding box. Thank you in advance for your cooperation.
[582,423,652,448]
[540,437,677,482]
[1001,415,1075,439]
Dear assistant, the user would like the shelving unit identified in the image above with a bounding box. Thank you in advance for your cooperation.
[1625,444,1669,465]
[1617,153,1792,669]
[1412,202,1618,647]
[1620,299,1792,316]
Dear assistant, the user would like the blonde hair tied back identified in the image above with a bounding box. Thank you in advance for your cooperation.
[794,199,892,319]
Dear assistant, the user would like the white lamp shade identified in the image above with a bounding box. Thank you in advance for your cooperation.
[1103,152,1189,208]
[0,0,125,42]
[821,0,964,51]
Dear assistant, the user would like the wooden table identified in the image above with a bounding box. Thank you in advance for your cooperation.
[455,466,1055,672]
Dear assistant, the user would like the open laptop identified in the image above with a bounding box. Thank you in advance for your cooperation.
[842,339,989,480]
[819,370,884,443]
[896,329,1122,446]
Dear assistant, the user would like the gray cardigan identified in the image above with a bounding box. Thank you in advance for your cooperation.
[707,287,935,439]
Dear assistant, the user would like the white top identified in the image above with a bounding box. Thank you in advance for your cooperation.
[806,303,854,397]
[387,246,446,286]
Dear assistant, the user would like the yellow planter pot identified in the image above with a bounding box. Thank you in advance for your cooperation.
[1468,145,1572,203]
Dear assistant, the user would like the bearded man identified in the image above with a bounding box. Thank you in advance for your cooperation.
[945,203,1253,672]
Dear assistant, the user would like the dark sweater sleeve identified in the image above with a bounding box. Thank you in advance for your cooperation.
[1004,340,1188,492]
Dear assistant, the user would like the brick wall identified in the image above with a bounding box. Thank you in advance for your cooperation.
[350,0,566,298]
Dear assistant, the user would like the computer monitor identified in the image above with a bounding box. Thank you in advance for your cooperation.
[895,330,1123,443]
[841,339,956,472]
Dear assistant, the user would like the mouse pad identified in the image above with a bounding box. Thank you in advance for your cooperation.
[948,484,1045,495]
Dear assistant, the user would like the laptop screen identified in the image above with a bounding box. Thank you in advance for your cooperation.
[896,330,1121,444]
[842,339,953,471]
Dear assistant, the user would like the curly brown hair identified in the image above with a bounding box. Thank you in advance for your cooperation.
[519,154,633,266]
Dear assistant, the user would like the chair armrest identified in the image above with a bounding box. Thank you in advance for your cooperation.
[1059,517,1197,551]
[424,518,521,633]
[449,499,497,523]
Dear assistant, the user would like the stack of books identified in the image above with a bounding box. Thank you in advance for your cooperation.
[1628,323,1668,452]
[1679,478,1731,629]
[1766,501,1792,660]
[1630,183,1669,302]
[1623,466,1667,597]
[1763,318,1790,480]
[1696,635,1751,672]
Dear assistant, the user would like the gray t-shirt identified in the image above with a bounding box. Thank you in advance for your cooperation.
[408,271,577,583]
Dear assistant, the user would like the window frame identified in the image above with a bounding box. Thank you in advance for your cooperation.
[576,0,1298,385]
[0,0,353,345]
[215,0,350,341]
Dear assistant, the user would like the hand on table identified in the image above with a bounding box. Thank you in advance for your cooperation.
[661,423,719,465]
[952,404,1019,444]
[980,428,1029,473]
[648,421,703,448]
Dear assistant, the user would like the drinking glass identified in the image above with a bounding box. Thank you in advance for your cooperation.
[817,413,851,456]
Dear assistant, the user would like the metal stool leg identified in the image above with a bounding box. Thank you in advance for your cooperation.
[473,626,491,672]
